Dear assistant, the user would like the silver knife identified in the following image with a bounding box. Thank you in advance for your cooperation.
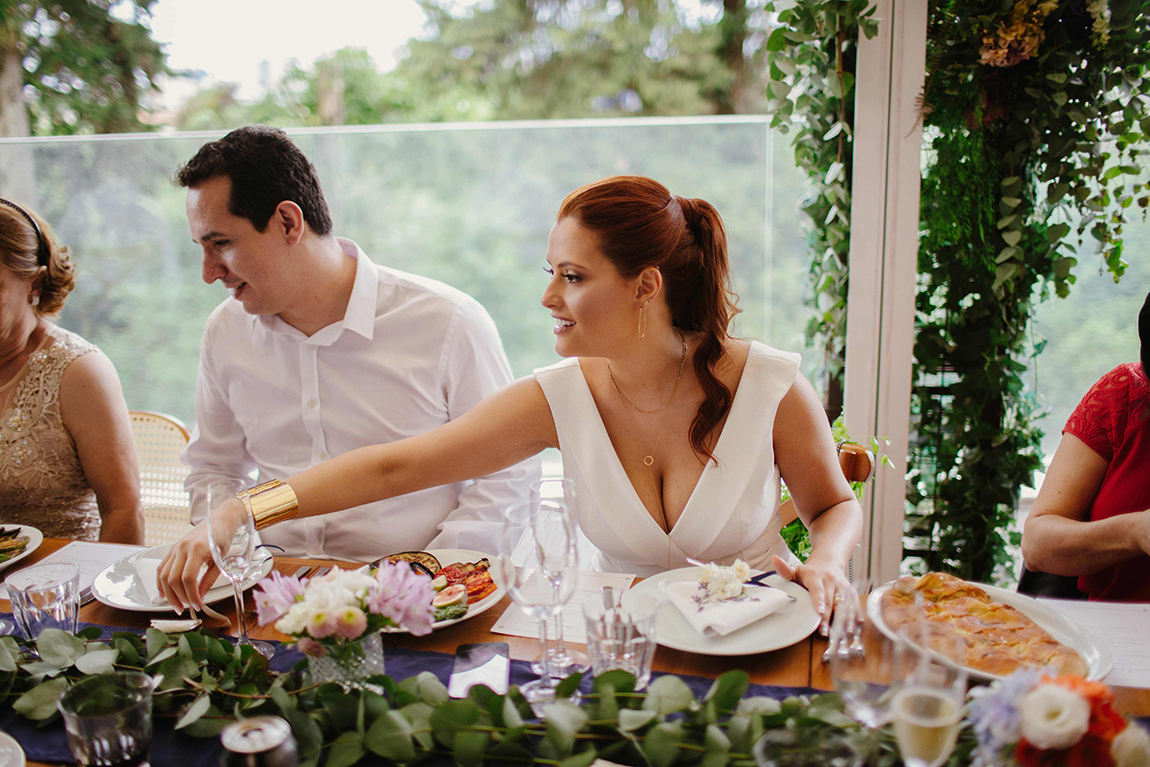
[79,586,94,606]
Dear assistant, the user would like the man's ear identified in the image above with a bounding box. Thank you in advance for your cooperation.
[274,201,306,246]
[635,266,662,304]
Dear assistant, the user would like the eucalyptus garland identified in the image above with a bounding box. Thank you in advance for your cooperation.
[3,627,981,767]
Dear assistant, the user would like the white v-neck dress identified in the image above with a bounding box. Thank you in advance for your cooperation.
[534,341,802,577]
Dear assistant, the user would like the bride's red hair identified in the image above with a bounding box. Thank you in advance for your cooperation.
[558,175,741,463]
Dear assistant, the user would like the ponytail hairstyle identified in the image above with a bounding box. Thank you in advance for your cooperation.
[557,175,741,463]
[0,200,75,317]
[1139,289,1150,381]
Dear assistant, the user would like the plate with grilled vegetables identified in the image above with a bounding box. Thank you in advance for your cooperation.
[374,549,506,632]
[0,525,42,575]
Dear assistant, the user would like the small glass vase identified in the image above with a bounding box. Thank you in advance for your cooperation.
[306,631,386,692]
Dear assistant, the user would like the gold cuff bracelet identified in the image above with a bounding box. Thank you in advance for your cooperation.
[238,479,299,530]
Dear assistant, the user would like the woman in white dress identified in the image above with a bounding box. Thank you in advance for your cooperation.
[160,176,862,627]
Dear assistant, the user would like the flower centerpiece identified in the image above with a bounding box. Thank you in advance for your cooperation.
[253,561,435,687]
[969,669,1150,767]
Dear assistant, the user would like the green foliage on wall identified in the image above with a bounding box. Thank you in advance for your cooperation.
[906,0,1150,582]
[762,0,878,416]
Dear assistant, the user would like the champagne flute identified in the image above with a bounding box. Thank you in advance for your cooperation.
[532,479,589,677]
[892,623,967,767]
[497,491,578,713]
[207,479,275,659]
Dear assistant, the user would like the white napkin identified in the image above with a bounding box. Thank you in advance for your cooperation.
[133,558,228,606]
[666,581,793,637]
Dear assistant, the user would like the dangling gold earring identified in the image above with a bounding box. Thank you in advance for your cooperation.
[638,300,649,339]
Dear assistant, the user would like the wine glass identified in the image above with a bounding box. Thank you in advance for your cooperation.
[891,623,967,767]
[497,489,579,713]
[828,578,897,759]
[531,479,589,677]
[207,479,275,659]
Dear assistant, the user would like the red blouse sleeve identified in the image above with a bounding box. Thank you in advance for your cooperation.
[1064,363,1146,462]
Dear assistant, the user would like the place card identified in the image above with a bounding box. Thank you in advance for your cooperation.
[0,541,144,599]
[1038,598,1150,688]
[491,570,635,644]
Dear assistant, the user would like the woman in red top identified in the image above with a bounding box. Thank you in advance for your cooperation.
[1022,291,1150,601]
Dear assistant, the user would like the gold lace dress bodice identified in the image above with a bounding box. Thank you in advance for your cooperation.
[0,328,100,540]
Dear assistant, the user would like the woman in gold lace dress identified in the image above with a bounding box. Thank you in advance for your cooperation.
[0,199,141,543]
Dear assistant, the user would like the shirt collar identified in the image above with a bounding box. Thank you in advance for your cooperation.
[256,237,378,345]
[335,238,378,342]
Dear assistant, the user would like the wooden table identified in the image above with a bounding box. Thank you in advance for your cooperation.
[7,539,1150,765]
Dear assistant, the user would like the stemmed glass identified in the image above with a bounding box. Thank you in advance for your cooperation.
[828,578,898,760]
[207,479,275,659]
[532,478,589,677]
[891,623,967,767]
[497,485,579,713]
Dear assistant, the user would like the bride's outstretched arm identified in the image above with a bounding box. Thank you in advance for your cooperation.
[158,377,558,611]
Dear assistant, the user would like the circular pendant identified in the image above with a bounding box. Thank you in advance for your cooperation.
[643,456,654,466]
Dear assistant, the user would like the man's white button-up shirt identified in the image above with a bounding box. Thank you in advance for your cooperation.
[182,238,538,559]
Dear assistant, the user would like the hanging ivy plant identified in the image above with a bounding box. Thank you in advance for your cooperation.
[907,0,1150,583]
[765,0,1149,584]
[763,0,879,418]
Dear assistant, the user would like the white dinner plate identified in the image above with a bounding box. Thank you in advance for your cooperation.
[92,543,275,613]
[0,730,24,767]
[0,525,43,576]
[630,567,821,656]
[380,549,507,633]
[867,580,1112,682]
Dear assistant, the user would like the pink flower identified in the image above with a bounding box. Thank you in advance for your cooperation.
[295,637,327,658]
[366,561,436,636]
[335,607,368,640]
[307,611,338,639]
[253,571,306,626]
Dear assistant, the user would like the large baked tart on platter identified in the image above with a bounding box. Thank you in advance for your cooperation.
[880,572,1087,677]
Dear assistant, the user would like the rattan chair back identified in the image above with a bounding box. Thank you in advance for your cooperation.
[129,410,193,547]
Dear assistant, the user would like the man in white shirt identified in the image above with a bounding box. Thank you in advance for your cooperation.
[175,125,537,560]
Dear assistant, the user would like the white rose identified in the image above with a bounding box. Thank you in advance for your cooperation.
[698,563,720,585]
[1017,684,1091,750]
[306,581,356,612]
[276,602,313,636]
[731,560,750,581]
[1112,723,1150,767]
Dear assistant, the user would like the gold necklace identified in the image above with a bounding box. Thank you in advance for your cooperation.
[608,332,688,415]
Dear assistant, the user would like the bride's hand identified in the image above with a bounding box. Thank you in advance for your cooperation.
[771,554,853,636]
[157,498,248,612]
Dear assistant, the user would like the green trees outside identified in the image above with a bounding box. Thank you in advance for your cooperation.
[0,0,168,136]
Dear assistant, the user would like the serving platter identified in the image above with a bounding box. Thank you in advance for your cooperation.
[379,548,507,633]
[0,525,43,576]
[630,567,820,656]
[867,580,1112,682]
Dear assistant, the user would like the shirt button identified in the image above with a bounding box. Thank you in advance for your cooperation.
[306,399,316,408]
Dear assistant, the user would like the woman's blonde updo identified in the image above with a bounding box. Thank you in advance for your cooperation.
[0,200,76,317]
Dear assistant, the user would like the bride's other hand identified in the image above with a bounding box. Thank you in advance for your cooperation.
[771,554,853,636]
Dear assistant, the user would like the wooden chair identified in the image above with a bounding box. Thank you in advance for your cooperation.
[779,443,875,526]
[129,410,193,547]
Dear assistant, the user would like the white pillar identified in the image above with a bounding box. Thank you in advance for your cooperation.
[843,0,927,583]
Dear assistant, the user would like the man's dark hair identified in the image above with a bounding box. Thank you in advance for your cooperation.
[175,126,333,236]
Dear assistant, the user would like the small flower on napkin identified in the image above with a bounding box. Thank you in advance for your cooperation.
[666,561,793,637]
[698,560,751,600]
